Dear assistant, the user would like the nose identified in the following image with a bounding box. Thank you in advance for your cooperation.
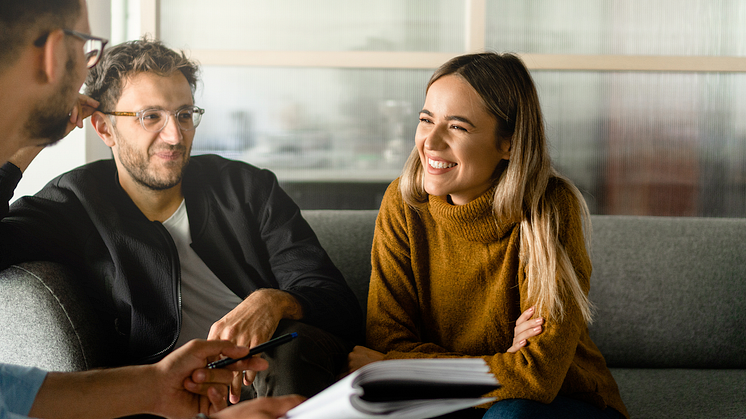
[423,124,447,151]
[159,113,183,145]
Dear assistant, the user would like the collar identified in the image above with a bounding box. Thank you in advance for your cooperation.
[428,188,516,242]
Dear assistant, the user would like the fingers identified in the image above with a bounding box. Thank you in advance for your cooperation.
[178,339,250,363]
[62,95,100,138]
[514,316,543,342]
[507,307,544,353]
[227,356,268,373]
[191,368,235,389]
[213,395,306,419]
[79,94,99,110]
[230,372,243,405]
[207,386,228,414]
[515,306,535,326]
[243,369,257,386]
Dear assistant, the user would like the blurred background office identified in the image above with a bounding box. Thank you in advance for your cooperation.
[19,0,746,216]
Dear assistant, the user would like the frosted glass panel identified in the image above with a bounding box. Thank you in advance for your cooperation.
[160,0,466,52]
[534,72,746,217]
[487,0,746,56]
[191,67,746,216]
[192,67,430,181]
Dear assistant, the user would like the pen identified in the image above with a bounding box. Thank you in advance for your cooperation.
[207,332,298,369]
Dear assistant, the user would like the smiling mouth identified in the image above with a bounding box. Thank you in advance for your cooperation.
[428,158,457,169]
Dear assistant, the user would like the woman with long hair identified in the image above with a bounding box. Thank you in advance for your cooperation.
[348,52,628,419]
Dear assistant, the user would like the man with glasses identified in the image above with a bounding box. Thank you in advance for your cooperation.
[0,1,306,418]
[1,37,363,408]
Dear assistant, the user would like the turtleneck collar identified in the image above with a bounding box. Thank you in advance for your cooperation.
[427,188,516,243]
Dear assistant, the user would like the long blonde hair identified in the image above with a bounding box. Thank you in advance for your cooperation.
[400,52,593,324]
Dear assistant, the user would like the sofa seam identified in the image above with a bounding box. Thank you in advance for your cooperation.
[13,264,89,370]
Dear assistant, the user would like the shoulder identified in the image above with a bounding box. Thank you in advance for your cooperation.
[187,154,270,178]
[185,155,279,190]
[33,159,117,200]
[379,177,419,221]
[545,176,584,217]
[376,177,426,240]
[183,155,294,214]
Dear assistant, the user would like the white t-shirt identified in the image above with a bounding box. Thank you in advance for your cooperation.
[162,200,244,348]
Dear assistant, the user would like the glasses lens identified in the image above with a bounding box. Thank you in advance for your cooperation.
[140,109,168,132]
[84,40,103,68]
[177,107,203,131]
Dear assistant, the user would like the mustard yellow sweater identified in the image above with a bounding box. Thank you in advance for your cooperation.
[366,178,628,418]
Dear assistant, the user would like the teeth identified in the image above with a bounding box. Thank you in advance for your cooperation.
[429,158,456,169]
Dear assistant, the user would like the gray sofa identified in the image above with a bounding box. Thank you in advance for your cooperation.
[1,211,745,418]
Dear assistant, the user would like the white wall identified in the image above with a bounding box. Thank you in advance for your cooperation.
[12,0,112,202]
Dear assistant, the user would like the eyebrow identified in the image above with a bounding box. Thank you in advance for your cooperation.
[419,109,476,128]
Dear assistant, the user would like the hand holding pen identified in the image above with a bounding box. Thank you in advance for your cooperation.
[207,332,299,369]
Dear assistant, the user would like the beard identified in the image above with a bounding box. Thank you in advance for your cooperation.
[113,124,191,191]
[23,55,78,146]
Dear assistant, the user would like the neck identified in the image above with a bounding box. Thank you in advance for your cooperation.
[122,179,185,222]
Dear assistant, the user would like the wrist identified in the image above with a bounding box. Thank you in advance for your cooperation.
[252,288,303,320]
[134,363,163,415]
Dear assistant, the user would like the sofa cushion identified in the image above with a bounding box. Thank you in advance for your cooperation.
[611,368,746,418]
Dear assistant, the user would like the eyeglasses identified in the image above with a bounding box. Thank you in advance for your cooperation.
[34,29,109,69]
[64,29,109,69]
[103,107,206,133]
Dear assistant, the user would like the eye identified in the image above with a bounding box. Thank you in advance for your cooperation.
[450,124,467,132]
[419,117,432,124]
[141,111,162,121]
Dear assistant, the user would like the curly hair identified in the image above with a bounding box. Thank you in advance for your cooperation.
[84,37,200,112]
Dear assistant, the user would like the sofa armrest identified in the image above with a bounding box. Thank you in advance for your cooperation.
[0,261,110,372]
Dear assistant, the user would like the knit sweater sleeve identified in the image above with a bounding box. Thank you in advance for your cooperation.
[367,180,457,355]
[367,180,596,405]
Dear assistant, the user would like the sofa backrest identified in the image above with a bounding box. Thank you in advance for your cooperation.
[0,262,111,372]
[303,210,746,369]
[588,215,746,368]
[303,210,378,312]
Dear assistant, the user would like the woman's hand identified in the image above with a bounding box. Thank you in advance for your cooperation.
[506,306,544,353]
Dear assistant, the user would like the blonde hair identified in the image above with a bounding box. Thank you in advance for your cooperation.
[400,52,593,324]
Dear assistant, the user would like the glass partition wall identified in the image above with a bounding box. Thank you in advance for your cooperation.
[135,0,746,215]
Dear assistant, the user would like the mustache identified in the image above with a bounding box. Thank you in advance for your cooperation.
[150,144,187,154]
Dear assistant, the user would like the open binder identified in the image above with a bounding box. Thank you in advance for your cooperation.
[284,358,500,419]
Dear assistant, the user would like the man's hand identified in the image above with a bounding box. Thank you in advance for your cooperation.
[29,339,268,419]
[346,345,384,375]
[149,339,269,418]
[8,94,99,171]
[208,288,303,403]
[212,395,306,419]
[65,94,99,137]
[506,306,544,353]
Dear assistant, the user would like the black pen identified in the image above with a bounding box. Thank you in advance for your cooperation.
[207,332,298,369]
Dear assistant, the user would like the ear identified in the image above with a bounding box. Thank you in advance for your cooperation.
[498,137,512,161]
[39,29,67,85]
[91,112,117,148]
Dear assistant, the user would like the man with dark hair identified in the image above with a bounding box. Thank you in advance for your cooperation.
[0,0,81,70]
[1,37,363,405]
[0,1,306,418]
[0,0,97,163]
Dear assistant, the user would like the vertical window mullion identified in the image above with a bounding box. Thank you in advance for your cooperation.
[465,0,487,52]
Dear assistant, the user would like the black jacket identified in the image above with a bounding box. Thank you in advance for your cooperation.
[0,155,363,364]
